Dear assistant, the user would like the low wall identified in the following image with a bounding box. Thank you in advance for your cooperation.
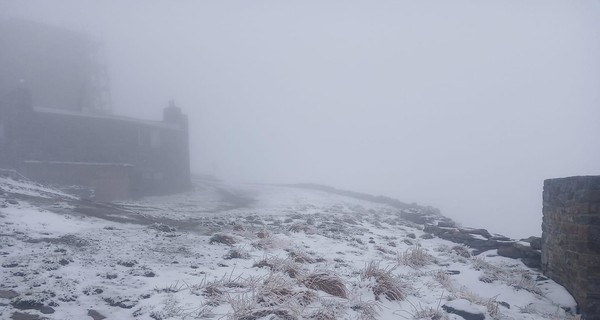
[542,176,600,319]
[23,161,133,201]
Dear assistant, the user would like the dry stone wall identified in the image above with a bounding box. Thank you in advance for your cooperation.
[542,176,600,320]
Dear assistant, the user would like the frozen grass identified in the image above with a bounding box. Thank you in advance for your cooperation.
[0,179,579,319]
[303,272,348,299]
[224,246,251,260]
[361,261,408,301]
[209,233,237,245]
[398,246,435,268]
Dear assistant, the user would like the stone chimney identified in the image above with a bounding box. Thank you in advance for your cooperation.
[163,99,187,127]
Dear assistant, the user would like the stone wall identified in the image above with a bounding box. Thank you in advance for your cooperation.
[542,176,600,319]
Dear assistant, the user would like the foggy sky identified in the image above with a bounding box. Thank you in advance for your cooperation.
[2,0,599,238]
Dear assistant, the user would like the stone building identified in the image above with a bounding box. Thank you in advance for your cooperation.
[0,19,191,200]
[542,176,600,319]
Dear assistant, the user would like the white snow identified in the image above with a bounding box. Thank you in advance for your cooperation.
[0,178,580,319]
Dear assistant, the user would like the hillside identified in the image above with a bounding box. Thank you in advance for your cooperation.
[0,176,578,320]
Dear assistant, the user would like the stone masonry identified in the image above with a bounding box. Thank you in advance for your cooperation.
[542,176,600,319]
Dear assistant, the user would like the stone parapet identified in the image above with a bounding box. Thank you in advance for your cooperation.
[542,176,600,319]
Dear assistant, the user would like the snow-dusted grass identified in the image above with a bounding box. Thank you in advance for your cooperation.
[0,179,578,319]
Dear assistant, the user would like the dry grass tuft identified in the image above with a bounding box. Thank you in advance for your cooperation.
[350,300,381,320]
[451,245,471,258]
[253,257,306,279]
[309,299,346,320]
[431,270,453,290]
[209,233,236,245]
[303,273,348,299]
[289,250,317,264]
[224,247,250,260]
[452,288,503,319]
[361,261,407,301]
[412,306,449,320]
[398,246,434,268]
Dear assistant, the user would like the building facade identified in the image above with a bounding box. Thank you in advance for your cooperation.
[0,19,191,200]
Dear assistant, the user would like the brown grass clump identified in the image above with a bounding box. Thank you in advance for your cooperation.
[289,250,317,264]
[257,273,317,308]
[451,245,471,258]
[361,261,407,301]
[302,273,348,299]
[224,247,250,260]
[253,258,305,279]
[398,246,434,268]
[209,233,236,245]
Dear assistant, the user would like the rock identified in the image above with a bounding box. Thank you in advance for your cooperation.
[11,299,43,310]
[442,299,486,320]
[437,221,455,228]
[530,237,542,250]
[423,224,504,254]
[10,312,40,320]
[116,260,137,267]
[459,228,492,239]
[88,309,106,320]
[39,306,54,314]
[497,243,541,268]
[143,271,156,277]
[0,289,20,299]
[103,297,137,309]
[6,199,18,205]
[497,245,521,259]
[420,233,434,239]
[406,233,416,239]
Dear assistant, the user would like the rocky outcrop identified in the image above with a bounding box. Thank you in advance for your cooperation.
[423,224,513,255]
[542,176,600,320]
[497,241,541,269]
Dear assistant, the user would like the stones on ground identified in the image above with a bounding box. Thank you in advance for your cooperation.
[10,312,41,320]
[39,306,54,314]
[423,224,505,254]
[87,309,106,320]
[10,298,54,315]
[442,299,486,320]
[117,259,138,267]
[497,243,541,268]
[11,299,44,310]
[0,289,20,299]
[103,297,137,309]
[143,270,156,277]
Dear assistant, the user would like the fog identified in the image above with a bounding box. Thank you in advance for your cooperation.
[2,0,599,238]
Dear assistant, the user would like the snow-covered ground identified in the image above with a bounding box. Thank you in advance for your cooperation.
[0,177,578,320]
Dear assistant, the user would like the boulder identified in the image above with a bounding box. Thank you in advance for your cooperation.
[442,299,486,320]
